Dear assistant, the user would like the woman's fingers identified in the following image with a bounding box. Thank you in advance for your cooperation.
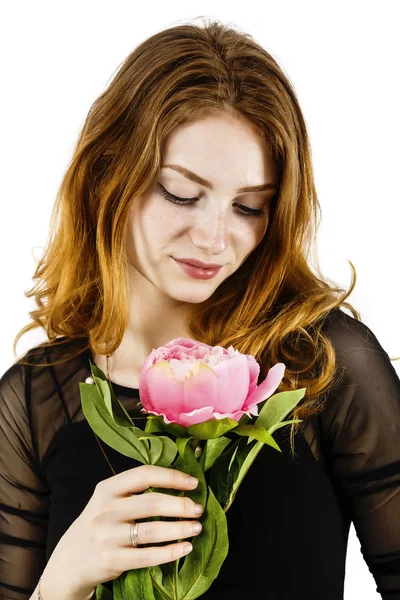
[110,518,203,547]
[100,465,199,498]
[117,491,204,521]
[115,539,195,571]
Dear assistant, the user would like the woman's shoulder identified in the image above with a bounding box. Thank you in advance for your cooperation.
[322,306,371,333]
[0,336,90,406]
[321,308,386,359]
[318,308,399,444]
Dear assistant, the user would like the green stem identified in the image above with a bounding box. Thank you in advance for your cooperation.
[173,556,179,600]
[223,440,264,513]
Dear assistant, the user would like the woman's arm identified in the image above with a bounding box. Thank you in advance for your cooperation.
[321,310,400,599]
[0,364,49,600]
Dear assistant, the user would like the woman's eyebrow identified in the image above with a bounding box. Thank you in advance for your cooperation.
[160,164,278,193]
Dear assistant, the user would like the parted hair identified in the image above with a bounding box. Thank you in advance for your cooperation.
[14,18,374,456]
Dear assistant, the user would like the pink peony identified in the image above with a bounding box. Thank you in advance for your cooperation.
[138,338,285,428]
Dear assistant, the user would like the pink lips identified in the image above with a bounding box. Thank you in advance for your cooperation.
[173,258,222,280]
[176,258,223,269]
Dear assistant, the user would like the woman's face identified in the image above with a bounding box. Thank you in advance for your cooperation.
[125,112,279,305]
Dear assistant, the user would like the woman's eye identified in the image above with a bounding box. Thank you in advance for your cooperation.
[157,183,265,217]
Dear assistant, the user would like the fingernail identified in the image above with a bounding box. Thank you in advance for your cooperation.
[182,542,193,554]
[186,476,198,486]
[195,503,204,515]
[192,522,202,534]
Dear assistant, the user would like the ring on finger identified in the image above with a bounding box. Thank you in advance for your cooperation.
[130,521,140,547]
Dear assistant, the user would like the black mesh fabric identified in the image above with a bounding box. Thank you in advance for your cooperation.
[1,309,399,599]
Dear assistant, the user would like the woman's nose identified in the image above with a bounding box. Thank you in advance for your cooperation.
[189,211,229,255]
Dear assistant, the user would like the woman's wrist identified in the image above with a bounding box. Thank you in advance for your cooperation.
[38,569,96,600]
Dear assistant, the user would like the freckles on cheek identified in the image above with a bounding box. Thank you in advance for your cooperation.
[235,222,261,244]
[142,207,179,243]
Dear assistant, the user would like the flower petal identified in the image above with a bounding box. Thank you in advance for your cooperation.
[212,354,250,413]
[140,360,185,416]
[243,363,286,409]
[246,354,261,393]
[177,406,215,428]
[182,361,219,411]
[164,337,213,354]
[168,358,198,381]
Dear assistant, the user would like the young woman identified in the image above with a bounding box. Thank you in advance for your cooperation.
[1,19,399,600]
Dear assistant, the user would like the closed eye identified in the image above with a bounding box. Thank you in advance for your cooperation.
[157,183,266,218]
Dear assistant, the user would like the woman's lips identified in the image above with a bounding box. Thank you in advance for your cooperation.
[176,258,223,268]
[173,258,222,280]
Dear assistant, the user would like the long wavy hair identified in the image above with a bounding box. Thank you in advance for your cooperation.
[13,18,395,456]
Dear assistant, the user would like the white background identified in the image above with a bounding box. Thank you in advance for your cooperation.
[1,1,399,598]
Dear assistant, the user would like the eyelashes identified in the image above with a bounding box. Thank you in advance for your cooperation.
[157,183,266,218]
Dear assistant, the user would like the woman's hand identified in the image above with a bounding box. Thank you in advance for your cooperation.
[40,465,204,599]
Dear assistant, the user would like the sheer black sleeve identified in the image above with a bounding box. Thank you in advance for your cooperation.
[321,310,400,599]
[0,362,49,599]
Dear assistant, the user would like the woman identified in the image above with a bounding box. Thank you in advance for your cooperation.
[1,19,399,600]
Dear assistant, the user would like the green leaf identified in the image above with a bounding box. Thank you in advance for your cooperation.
[173,444,207,507]
[112,575,124,600]
[154,444,208,597]
[144,413,188,439]
[187,417,239,439]
[268,419,303,435]
[94,583,113,600]
[199,436,232,472]
[145,416,167,434]
[123,567,157,600]
[89,361,136,429]
[255,389,306,431]
[176,436,194,458]
[223,437,262,512]
[232,424,282,452]
[94,377,113,418]
[150,563,174,599]
[138,434,178,467]
[177,485,229,599]
[208,438,241,507]
[79,381,150,464]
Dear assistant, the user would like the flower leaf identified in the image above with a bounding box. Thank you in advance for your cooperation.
[146,416,188,438]
[255,389,306,431]
[177,485,229,599]
[121,567,157,600]
[112,575,124,600]
[223,437,262,512]
[232,424,282,452]
[138,434,178,467]
[187,417,238,440]
[144,417,166,434]
[94,583,113,600]
[89,360,137,429]
[268,419,303,435]
[176,436,194,459]
[199,436,232,472]
[208,439,241,507]
[173,443,207,507]
[79,381,150,464]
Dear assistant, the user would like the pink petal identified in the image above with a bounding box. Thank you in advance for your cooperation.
[182,362,219,411]
[212,354,250,413]
[247,404,259,416]
[177,406,215,428]
[213,408,253,421]
[245,354,261,395]
[168,358,197,381]
[164,337,213,352]
[242,363,285,410]
[140,361,185,415]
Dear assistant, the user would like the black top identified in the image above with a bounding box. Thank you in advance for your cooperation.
[1,309,400,599]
